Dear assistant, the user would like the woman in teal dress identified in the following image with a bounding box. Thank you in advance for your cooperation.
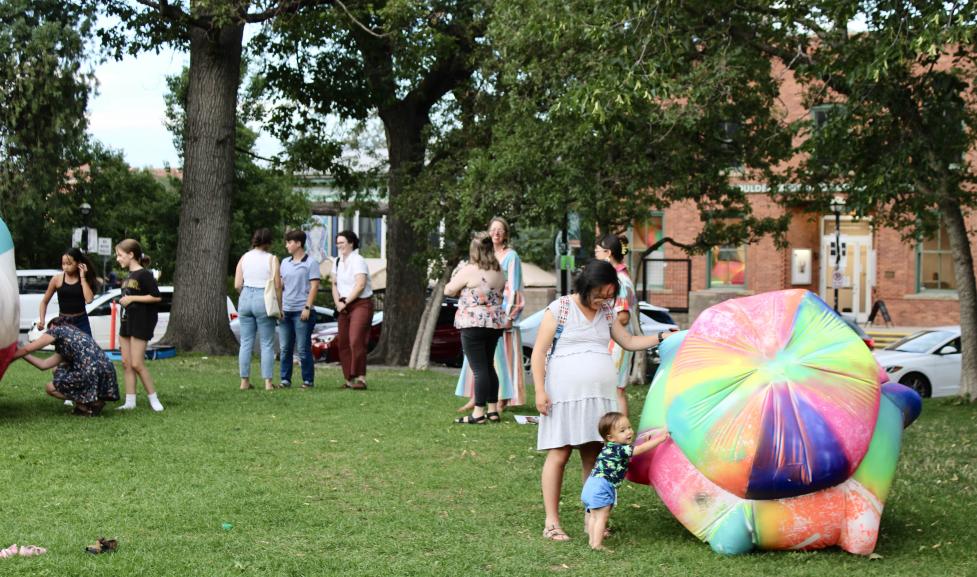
[456,217,526,411]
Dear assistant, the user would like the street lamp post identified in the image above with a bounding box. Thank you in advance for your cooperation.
[79,202,92,253]
[829,196,846,312]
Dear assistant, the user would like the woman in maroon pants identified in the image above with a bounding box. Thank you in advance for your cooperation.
[331,230,374,389]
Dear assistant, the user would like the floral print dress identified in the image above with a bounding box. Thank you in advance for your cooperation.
[50,325,120,404]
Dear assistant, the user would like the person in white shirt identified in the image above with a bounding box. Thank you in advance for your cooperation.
[234,228,281,391]
[331,230,374,390]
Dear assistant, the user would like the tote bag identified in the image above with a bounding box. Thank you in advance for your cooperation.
[263,255,282,319]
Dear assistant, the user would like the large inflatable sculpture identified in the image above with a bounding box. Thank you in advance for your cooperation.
[0,217,18,381]
[627,289,921,555]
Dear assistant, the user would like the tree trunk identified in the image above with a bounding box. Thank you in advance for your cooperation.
[410,270,449,370]
[160,22,243,354]
[368,104,429,365]
[939,197,977,401]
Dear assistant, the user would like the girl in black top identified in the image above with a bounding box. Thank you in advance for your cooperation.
[37,247,97,336]
[115,239,164,412]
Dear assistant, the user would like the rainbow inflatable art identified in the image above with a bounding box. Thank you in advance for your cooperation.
[627,289,921,555]
[0,217,18,381]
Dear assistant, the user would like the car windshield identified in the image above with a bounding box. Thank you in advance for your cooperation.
[886,330,956,353]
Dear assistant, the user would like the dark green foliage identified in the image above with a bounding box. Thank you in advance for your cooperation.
[0,0,95,263]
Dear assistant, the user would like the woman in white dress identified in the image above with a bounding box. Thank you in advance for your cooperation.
[531,260,676,542]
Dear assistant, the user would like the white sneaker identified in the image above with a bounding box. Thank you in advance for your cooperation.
[64,400,74,407]
[149,398,164,412]
[116,403,136,411]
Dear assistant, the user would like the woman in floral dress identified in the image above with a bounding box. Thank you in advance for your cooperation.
[445,233,507,424]
[14,318,120,416]
[455,217,526,411]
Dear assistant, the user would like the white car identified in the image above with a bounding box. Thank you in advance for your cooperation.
[517,300,679,370]
[873,325,961,398]
[30,286,238,349]
[17,269,61,333]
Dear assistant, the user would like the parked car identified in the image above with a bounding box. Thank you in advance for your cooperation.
[838,314,875,350]
[517,300,679,371]
[17,269,61,333]
[311,298,465,367]
[30,286,238,349]
[872,326,961,398]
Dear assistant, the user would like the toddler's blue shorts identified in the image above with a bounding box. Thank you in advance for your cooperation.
[581,475,617,512]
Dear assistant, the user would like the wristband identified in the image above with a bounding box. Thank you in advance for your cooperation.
[339,297,347,304]
[657,331,664,344]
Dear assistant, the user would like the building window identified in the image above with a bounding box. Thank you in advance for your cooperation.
[632,212,664,287]
[358,215,383,258]
[708,245,746,288]
[917,222,957,292]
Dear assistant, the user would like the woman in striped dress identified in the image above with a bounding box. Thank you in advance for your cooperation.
[455,217,526,411]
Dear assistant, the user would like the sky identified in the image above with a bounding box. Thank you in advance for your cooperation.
[87,46,280,169]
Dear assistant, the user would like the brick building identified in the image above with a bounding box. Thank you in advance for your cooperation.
[627,65,975,328]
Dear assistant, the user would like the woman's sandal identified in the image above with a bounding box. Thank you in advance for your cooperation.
[542,525,570,541]
[485,411,501,423]
[454,414,487,425]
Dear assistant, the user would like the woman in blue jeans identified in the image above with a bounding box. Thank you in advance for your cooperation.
[278,229,320,387]
[234,228,281,390]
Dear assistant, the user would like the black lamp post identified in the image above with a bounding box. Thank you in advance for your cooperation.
[829,195,846,312]
[79,202,92,253]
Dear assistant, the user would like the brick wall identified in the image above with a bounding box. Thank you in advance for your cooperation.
[643,193,973,327]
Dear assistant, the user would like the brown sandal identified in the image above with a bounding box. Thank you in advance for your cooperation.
[542,525,570,541]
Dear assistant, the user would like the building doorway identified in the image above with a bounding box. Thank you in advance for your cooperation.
[820,217,875,322]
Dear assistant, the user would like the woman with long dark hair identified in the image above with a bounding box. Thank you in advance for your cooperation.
[36,247,98,335]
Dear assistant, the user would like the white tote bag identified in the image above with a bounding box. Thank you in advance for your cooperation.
[263,255,282,319]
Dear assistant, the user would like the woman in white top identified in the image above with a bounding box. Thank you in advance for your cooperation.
[331,230,374,389]
[234,228,281,391]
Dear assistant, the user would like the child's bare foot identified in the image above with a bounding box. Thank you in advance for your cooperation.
[456,399,475,413]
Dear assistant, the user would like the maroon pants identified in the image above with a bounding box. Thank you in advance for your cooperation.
[337,297,374,380]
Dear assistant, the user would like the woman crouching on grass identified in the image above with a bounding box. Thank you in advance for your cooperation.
[14,317,120,416]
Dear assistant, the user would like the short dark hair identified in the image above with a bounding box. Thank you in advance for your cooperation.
[337,230,359,250]
[575,259,620,307]
[285,229,307,245]
[251,228,273,248]
[598,411,626,440]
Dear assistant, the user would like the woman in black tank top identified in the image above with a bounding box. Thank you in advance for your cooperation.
[37,248,97,336]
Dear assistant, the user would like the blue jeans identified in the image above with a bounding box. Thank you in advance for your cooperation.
[238,286,277,380]
[279,310,315,384]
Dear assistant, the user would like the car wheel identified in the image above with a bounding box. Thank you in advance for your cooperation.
[900,372,931,398]
[522,347,533,372]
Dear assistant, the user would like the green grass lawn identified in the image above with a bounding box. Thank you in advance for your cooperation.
[1,355,975,576]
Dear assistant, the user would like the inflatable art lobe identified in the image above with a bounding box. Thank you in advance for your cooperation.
[0,217,18,381]
[627,289,922,555]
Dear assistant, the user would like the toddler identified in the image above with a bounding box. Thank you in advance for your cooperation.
[581,411,669,550]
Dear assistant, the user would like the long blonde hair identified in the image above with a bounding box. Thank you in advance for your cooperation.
[488,216,510,247]
[469,232,500,271]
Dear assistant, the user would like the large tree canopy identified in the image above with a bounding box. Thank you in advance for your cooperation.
[475,0,796,247]
[257,0,488,364]
[0,0,95,264]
